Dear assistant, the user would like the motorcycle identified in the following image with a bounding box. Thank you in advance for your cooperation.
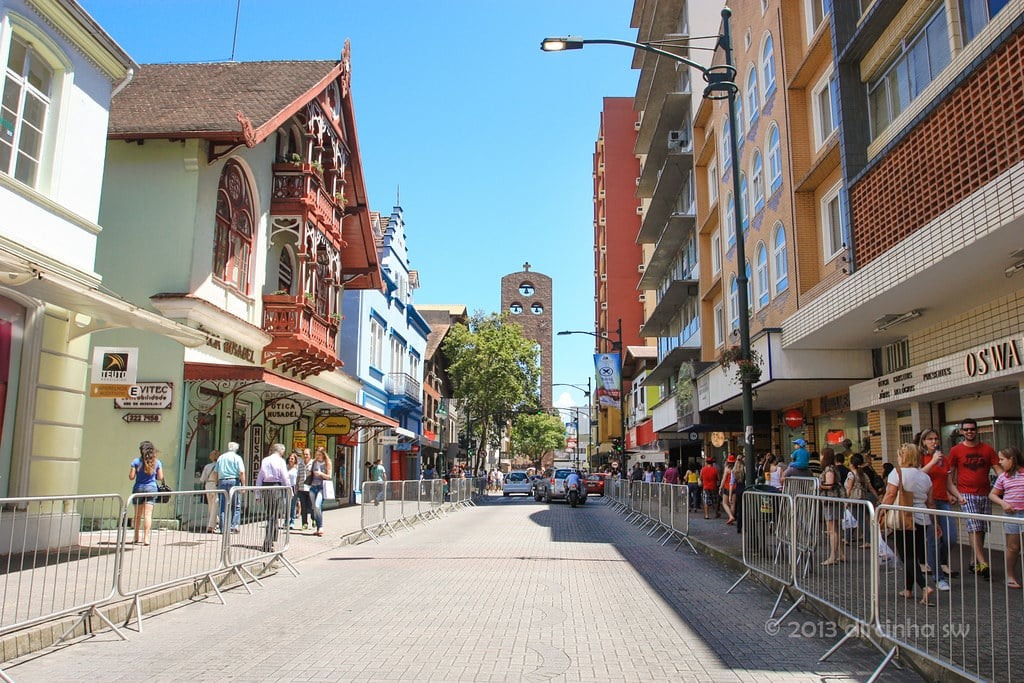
[567,481,580,508]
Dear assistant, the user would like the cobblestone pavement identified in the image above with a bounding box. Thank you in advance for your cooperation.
[5,496,920,682]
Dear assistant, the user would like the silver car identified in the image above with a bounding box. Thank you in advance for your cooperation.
[502,471,533,497]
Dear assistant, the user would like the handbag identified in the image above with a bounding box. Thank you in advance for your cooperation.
[322,479,336,500]
[882,467,915,530]
[155,481,172,504]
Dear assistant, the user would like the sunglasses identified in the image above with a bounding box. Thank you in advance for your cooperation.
[961,427,977,432]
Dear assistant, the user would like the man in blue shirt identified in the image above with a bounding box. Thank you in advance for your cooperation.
[782,438,812,487]
[214,441,246,532]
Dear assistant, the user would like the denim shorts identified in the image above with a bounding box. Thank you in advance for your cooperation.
[1003,510,1024,536]
[133,484,158,505]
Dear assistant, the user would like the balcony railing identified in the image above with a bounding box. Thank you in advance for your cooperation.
[261,294,340,377]
[270,163,345,245]
[386,372,421,403]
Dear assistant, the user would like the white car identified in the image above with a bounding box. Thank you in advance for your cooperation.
[502,471,533,496]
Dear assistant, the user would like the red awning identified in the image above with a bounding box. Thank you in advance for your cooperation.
[183,362,396,428]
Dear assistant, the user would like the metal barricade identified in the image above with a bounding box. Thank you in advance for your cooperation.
[385,481,411,529]
[402,481,419,526]
[729,490,803,623]
[359,481,390,542]
[0,494,124,643]
[792,495,883,670]
[118,490,233,627]
[667,483,696,553]
[222,486,297,591]
[873,503,1024,682]
[626,481,643,523]
[604,477,627,511]
[649,483,671,539]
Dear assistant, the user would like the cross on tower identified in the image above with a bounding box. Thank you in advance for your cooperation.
[522,261,531,272]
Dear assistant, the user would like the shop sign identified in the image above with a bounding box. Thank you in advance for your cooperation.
[851,332,1024,409]
[313,415,351,435]
[122,413,161,424]
[266,398,302,425]
[251,424,263,462]
[314,435,327,450]
[198,326,256,363]
[379,435,399,445]
[820,393,850,415]
[89,346,139,398]
[293,430,307,449]
[114,382,173,410]
[783,409,804,428]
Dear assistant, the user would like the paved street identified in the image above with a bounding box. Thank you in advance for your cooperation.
[5,496,919,682]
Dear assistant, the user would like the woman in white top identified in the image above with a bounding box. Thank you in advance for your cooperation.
[767,455,783,491]
[880,443,935,605]
[286,453,299,528]
[199,450,219,533]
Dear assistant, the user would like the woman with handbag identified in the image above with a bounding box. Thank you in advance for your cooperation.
[844,453,874,547]
[128,440,163,545]
[880,443,936,605]
[819,449,846,565]
[309,447,332,537]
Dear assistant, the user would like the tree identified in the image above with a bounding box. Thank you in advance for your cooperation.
[442,312,541,472]
[511,412,565,467]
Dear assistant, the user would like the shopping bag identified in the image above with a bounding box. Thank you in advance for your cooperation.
[842,507,858,530]
[322,480,336,500]
[878,537,899,569]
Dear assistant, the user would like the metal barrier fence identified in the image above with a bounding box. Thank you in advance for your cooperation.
[356,478,479,544]
[0,494,124,643]
[222,486,297,590]
[602,480,695,553]
[873,503,1024,682]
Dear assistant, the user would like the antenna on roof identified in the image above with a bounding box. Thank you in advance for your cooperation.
[230,0,242,61]
[396,185,401,208]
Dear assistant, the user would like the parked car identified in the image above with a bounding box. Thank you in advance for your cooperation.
[502,470,533,497]
[585,473,608,496]
[534,468,588,503]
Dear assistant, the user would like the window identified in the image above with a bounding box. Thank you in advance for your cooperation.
[812,70,838,148]
[821,183,846,261]
[746,68,759,127]
[711,230,722,276]
[277,247,295,293]
[773,223,789,294]
[739,174,749,233]
[720,119,731,172]
[728,276,739,333]
[408,353,420,382]
[867,5,950,139]
[1,34,56,187]
[213,160,255,293]
[767,124,782,193]
[751,151,765,214]
[735,96,745,146]
[707,161,718,204]
[369,319,385,369]
[761,34,777,96]
[962,0,1009,43]
[807,0,832,36]
[745,261,753,315]
[755,243,770,309]
[724,192,736,247]
[714,303,725,347]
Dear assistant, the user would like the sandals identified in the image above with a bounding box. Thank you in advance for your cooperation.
[1007,581,1022,590]
[821,559,840,566]
[920,587,935,606]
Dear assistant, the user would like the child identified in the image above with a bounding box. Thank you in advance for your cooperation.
[989,446,1024,589]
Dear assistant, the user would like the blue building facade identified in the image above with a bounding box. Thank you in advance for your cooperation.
[341,206,429,483]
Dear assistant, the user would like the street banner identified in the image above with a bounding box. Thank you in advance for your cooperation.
[594,353,622,409]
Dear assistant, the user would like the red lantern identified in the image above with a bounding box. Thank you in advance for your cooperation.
[783,409,804,429]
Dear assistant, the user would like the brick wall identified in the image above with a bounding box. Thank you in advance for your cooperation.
[851,26,1024,268]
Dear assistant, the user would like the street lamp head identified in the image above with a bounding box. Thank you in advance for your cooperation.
[540,36,584,52]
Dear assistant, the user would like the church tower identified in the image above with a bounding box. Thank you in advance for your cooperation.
[500,263,552,409]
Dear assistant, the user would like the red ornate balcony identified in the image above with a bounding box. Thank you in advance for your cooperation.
[270,163,346,247]
[261,294,341,378]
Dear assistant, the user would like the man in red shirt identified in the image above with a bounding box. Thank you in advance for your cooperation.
[700,457,720,520]
[947,418,1002,578]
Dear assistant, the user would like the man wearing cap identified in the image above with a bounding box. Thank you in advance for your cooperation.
[782,438,812,487]
[700,456,720,520]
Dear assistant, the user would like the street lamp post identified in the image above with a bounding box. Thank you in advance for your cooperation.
[543,8,756,487]
[557,318,625,469]
[552,379,593,469]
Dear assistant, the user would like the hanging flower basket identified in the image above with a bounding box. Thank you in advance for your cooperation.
[718,346,763,385]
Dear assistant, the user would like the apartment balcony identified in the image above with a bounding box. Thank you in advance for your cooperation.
[638,212,698,289]
[637,169,695,244]
[386,372,422,413]
[639,278,699,338]
[261,294,340,378]
[270,163,345,248]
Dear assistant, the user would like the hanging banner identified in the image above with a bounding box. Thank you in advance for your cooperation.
[594,353,622,410]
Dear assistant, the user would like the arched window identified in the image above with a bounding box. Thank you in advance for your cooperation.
[745,261,753,315]
[739,173,749,233]
[735,95,745,147]
[746,68,759,127]
[756,243,770,308]
[720,118,731,172]
[213,160,255,293]
[724,192,736,247]
[729,275,739,333]
[773,223,789,294]
[277,246,295,294]
[1,32,59,188]
[767,124,782,193]
[762,34,776,96]
[751,150,765,214]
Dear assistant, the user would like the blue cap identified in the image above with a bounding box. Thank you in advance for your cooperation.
[792,438,807,447]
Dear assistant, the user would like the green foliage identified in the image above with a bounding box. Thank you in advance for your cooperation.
[511,412,565,463]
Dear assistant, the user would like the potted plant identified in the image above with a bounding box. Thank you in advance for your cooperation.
[333,191,347,208]
[329,313,342,324]
[718,345,763,385]
[289,153,302,166]
[303,291,315,304]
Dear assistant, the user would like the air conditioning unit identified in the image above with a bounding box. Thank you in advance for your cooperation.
[638,293,647,302]
[635,206,644,215]
[634,120,642,131]
[637,264,646,273]
[600,303,608,310]
[668,129,691,151]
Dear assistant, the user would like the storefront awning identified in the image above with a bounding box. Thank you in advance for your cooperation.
[394,427,416,439]
[9,266,205,347]
[183,362,397,428]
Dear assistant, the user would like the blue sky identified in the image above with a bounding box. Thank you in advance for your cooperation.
[80,0,640,409]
